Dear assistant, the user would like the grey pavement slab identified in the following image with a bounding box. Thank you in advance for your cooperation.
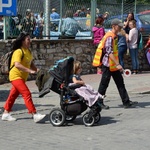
[0,72,150,150]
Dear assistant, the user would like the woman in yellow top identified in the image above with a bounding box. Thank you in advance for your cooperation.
[1,32,46,123]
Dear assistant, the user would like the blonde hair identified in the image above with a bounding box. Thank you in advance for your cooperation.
[129,20,136,27]
[119,29,126,36]
[52,8,56,12]
[73,61,81,74]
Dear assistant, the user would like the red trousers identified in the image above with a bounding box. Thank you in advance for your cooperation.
[4,79,36,113]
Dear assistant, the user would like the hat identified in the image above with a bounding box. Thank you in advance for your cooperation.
[111,18,124,27]
[26,9,31,12]
[52,8,56,12]
[87,8,90,11]
[104,11,109,15]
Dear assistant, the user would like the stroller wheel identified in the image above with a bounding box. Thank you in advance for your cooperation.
[94,113,101,123]
[49,108,65,126]
[82,113,95,127]
[66,115,77,121]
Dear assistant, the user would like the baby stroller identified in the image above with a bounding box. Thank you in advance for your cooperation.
[36,56,102,127]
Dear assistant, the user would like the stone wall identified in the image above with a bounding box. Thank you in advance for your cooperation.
[0,39,149,84]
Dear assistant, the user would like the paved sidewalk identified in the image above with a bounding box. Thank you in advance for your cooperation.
[0,72,150,150]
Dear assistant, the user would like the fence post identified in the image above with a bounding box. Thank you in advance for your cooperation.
[3,17,8,40]
[91,0,97,37]
[134,0,137,14]
[60,0,62,33]
[121,0,124,21]
[44,0,50,39]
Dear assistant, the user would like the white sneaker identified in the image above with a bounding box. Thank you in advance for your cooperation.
[2,113,17,121]
[33,113,46,123]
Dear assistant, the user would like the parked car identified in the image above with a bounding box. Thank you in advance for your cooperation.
[104,13,150,37]
[139,10,150,14]
[49,17,92,39]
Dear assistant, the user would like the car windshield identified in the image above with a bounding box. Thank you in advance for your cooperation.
[104,15,127,29]
[138,13,150,25]
[74,17,91,31]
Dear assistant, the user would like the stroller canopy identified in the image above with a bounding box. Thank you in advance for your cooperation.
[49,56,74,85]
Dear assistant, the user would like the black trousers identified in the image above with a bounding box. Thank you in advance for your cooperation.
[98,65,130,104]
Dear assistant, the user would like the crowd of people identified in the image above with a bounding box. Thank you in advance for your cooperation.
[92,11,149,75]
[7,9,44,39]
[5,7,109,40]
[1,7,150,123]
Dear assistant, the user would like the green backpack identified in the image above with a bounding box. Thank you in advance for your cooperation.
[0,49,24,75]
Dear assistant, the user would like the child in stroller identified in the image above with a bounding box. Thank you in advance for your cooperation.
[70,60,104,107]
[36,57,103,126]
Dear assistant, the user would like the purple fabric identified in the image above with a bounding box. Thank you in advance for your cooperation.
[146,50,150,65]
[74,84,103,107]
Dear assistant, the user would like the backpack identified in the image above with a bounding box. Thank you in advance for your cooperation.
[0,49,24,75]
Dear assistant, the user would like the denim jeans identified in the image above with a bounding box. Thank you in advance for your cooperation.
[118,45,127,68]
[129,48,139,70]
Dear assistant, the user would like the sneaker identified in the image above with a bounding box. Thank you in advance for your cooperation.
[99,103,109,109]
[1,113,17,121]
[33,113,46,123]
[123,100,138,108]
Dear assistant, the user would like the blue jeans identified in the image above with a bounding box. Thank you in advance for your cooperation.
[129,48,139,70]
[118,45,127,68]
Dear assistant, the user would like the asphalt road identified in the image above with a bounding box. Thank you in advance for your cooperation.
[0,72,150,150]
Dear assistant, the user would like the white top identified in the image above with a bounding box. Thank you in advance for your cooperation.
[128,28,138,49]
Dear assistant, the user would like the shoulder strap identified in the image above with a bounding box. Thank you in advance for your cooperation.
[9,48,24,71]
[20,48,24,60]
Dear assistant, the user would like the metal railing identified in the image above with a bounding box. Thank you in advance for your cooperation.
[0,0,150,39]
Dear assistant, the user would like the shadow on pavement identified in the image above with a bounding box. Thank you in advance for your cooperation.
[12,104,55,112]
[99,116,118,126]
[0,90,9,101]
[59,116,118,126]
[136,101,150,108]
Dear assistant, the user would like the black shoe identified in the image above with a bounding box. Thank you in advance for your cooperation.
[99,103,109,109]
[123,100,138,108]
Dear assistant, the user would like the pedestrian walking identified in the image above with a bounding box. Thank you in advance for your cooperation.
[93,18,138,109]
[1,32,46,122]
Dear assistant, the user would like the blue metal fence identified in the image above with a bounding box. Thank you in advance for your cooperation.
[0,0,150,39]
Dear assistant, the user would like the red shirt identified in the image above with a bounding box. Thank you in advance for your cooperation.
[146,39,150,48]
